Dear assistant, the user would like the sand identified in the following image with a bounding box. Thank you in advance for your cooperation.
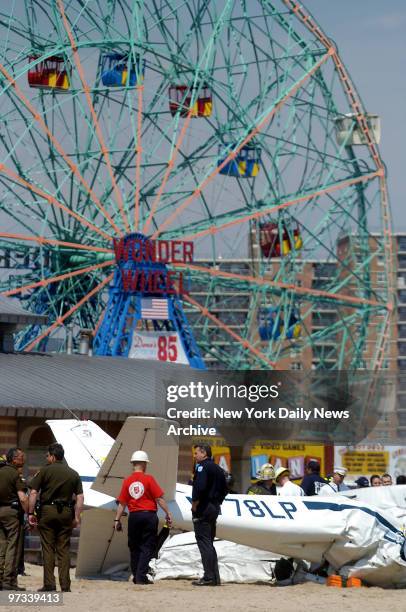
[1,564,404,612]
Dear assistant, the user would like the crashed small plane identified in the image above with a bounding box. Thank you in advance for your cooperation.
[46,417,406,587]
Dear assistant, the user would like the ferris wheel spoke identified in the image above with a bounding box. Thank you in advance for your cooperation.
[143,109,193,234]
[283,0,382,171]
[56,0,130,233]
[24,271,114,353]
[300,310,370,357]
[183,293,275,369]
[0,96,61,231]
[134,84,144,230]
[176,263,383,310]
[2,259,114,298]
[0,232,113,253]
[152,47,333,238]
[141,1,238,232]
[0,162,111,241]
[176,169,381,241]
[0,62,122,236]
[0,175,53,236]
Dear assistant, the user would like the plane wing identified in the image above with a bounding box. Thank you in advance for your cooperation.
[48,418,406,586]
[91,416,179,501]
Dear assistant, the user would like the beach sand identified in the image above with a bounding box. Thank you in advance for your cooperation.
[2,563,404,612]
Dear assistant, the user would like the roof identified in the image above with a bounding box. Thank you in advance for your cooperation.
[0,295,48,326]
[0,352,188,419]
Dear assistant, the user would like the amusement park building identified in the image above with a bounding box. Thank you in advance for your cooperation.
[0,347,197,481]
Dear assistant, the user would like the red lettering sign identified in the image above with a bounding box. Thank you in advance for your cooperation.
[120,269,184,295]
[113,237,193,264]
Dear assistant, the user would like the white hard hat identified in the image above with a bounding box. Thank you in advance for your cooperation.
[275,466,290,482]
[334,466,347,476]
[131,450,150,463]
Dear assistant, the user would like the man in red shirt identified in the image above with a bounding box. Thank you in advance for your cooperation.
[114,450,172,585]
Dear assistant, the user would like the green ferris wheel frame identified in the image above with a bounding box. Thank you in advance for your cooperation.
[0,0,393,371]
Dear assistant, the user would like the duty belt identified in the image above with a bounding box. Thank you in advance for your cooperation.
[42,500,74,513]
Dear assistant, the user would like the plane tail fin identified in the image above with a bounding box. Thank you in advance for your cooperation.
[91,416,179,501]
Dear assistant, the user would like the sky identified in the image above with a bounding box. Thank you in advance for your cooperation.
[304,0,406,231]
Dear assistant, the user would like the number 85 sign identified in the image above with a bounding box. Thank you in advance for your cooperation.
[129,331,189,364]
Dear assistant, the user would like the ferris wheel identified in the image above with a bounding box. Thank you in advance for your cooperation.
[0,0,393,370]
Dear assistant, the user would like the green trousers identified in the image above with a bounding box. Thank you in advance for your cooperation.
[0,507,20,588]
[38,506,73,591]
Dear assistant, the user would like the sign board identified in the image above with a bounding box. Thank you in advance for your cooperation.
[335,444,406,480]
[251,441,326,481]
[129,330,188,364]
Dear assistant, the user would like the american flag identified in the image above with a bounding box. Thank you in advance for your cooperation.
[140,298,169,320]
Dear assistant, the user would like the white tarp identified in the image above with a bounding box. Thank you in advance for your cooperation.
[340,484,406,523]
[151,532,277,583]
[173,491,406,587]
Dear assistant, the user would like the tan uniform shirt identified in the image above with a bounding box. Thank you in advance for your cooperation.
[29,462,83,503]
[0,465,25,505]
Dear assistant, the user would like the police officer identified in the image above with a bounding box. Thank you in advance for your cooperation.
[191,444,227,587]
[300,460,327,496]
[28,443,84,593]
[0,448,28,591]
[114,450,172,585]
[5,449,27,590]
[246,463,276,495]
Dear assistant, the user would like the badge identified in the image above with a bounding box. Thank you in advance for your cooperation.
[129,481,145,499]
[197,466,203,472]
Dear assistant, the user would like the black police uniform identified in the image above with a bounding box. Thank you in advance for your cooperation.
[300,473,327,496]
[192,459,227,585]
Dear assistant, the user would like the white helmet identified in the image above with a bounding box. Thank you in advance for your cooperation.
[131,450,150,463]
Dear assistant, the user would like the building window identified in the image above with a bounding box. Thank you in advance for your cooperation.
[290,362,302,370]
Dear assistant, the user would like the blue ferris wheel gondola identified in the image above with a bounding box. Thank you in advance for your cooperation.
[258,307,301,341]
[100,52,144,87]
[218,143,261,178]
